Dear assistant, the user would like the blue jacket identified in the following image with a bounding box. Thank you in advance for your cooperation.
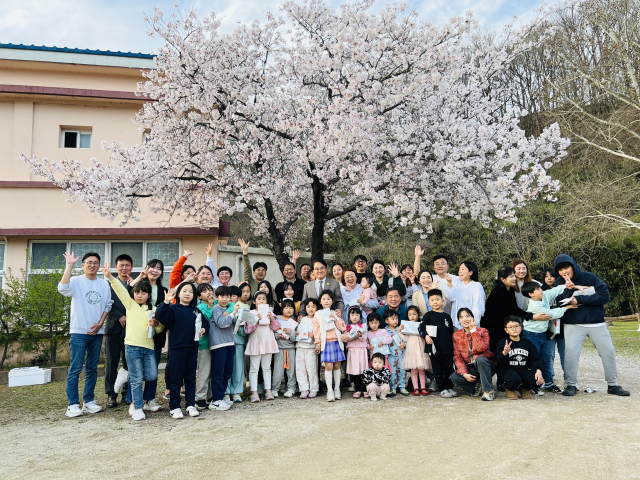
[553,254,609,325]
[376,304,408,327]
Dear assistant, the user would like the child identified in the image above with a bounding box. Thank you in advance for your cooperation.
[366,312,392,363]
[341,305,369,398]
[230,285,241,304]
[208,286,236,411]
[522,281,581,393]
[102,265,163,421]
[419,289,456,398]
[195,284,215,409]
[272,299,298,398]
[358,274,377,315]
[244,291,280,402]
[495,316,544,400]
[313,290,347,402]
[384,310,408,396]
[296,299,321,398]
[362,352,391,401]
[225,282,251,403]
[399,305,431,396]
[155,282,205,419]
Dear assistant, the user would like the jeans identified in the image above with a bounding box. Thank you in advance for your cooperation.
[211,346,235,401]
[126,341,163,404]
[547,338,566,380]
[564,324,618,387]
[523,330,554,386]
[125,345,158,410]
[66,334,103,406]
[450,356,497,394]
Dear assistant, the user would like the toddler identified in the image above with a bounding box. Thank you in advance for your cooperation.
[358,274,377,314]
[341,305,368,398]
[296,299,321,398]
[272,299,298,398]
[362,352,391,401]
[399,306,431,396]
[384,310,407,396]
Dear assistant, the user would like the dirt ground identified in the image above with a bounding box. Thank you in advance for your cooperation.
[1,350,639,480]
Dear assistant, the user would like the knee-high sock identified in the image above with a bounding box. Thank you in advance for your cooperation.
[411,370,419,390]
[324,370,333,392]
[418,369,426,390]
[333,369,341,392]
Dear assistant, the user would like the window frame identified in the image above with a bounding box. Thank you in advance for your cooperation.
[60,129,92,149]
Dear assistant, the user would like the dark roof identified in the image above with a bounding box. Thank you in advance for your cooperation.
[0,43,155,59]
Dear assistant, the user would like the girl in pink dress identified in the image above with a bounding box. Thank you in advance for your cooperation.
[341,306,369,398]
[399,305,432,396]
[366,312,393,395]
[244,291,280,403]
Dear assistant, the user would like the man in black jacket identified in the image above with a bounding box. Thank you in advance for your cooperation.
[553,254,630,397]
[104,254,133,407]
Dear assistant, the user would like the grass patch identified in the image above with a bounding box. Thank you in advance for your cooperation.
[583,322,640,359]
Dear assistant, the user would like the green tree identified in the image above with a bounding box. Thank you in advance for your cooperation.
[0,270,24,369]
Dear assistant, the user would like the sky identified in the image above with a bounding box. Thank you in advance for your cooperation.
[0,0,546,54]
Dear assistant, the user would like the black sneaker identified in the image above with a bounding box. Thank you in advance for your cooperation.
[387,392,396,398]
[607,385,630,396]
[106,396,118,408]
[562,385,577,396]
[544,385,563,394]
[195,400,208,410]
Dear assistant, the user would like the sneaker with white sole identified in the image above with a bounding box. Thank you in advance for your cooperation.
[448,388,459,398]
[143,399,162,412]
[348,384,355,392]
[209,400,231,411]
[66,404,83,418]
[429,379,438,392]
[131,408,146,421]
[223,398,234,406]
[283,390,294,398]
[170,408,184,419]
[223,395,231,403]
[186,406,200,417]
[129,403,135,416]
[82,401,103,414]
[481,390,495,402]
[272,391,279,398]
[232,394,242,403]
[370,394,377,402]
[439,390,454,398]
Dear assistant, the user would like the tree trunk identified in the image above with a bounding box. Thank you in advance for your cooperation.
[264,197,293,272]
[49,324,56,367]
[310,174,328,261]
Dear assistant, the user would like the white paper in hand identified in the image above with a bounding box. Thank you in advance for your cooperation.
[257,304,271,325]
[426,325,438,337]
[194,313,202,341]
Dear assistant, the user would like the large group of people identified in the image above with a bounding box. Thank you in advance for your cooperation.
[59,240,630,420]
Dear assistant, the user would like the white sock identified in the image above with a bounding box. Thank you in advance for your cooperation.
[333,369,341,391]
[324,370,333,391]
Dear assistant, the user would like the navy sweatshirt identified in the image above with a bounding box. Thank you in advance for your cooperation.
[155,302,208,349]
[553,254,610,325]
[495,337,542,373]
[418,311,455,356]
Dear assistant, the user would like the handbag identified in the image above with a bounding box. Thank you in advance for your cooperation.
[465,334,479,378]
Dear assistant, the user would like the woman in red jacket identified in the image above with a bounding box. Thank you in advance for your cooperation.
[450,308,497,401]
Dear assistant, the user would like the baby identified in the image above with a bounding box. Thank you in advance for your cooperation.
[358,274,377,314]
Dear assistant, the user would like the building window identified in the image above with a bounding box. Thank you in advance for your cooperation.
[61,129,92,149]
[31,242,67,269]
[147,242,180,266]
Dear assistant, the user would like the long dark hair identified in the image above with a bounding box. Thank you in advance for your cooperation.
[541,267,558,291]
[146,258,165,290]
[494,266,516,290]
[461,261,479,282]
[281,280,301,302]
[257,280,276,306]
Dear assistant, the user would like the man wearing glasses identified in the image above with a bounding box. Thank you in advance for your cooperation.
[301,259,344,317]
[58,251,113,418]
[353,255,369,282]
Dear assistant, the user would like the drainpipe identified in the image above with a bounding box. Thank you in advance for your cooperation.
[235,254,243,283]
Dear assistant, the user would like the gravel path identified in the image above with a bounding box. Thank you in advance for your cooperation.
[1,351,639,479]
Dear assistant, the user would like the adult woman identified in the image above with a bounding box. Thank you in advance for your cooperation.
[128,259,167,411]
[411,271,442,316]
[541,267,558,291]
[371,260,406,306]
[400,264,420,307]
[448,261,485,328]
[257,280,282,315]
[512,260,540,310]
[340,268,378,320]
[450,308,496,401]
[481,266,552,353]
[332,263,344,285]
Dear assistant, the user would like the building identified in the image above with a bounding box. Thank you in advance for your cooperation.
[0,44,230,283]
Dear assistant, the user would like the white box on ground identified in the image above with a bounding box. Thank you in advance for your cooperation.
[8,367,52,387]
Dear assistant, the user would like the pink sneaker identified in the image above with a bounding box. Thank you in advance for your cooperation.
[364,392,370,398]
[308,391,318,398]
[299,391,309,399]
[353,392,362,399]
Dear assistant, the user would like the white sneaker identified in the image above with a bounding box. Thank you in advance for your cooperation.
[429,379,438,392]
[380,392,388,400]
[326,390,335,402]
[481,390,495,402]
[333,388,341,400]
[448,388,459,398]
[114,368,129,394]
[129,403,135,416]
[209,400,231,411]
[370,394,377,402]
[131,408,146,421]
[232,394,242,403]
[143,399,162,412]
[170,408,184,419]
[272,391,279,398]
[223,395,231,403]
[283,390,294,398]
[82,401,103,414]
[222,398,234,406]
[348,383,355,392]
[186,406,200,417]
[66,404,83,418]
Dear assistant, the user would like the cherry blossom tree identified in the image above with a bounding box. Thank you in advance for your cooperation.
[23,0,569,269]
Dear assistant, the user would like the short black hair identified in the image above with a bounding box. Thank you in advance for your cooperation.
[318,289,334,308]
[82,251,101,263]
[114,254,132,265]
[215,285,233,297]
[382,309,399,322]
[555,262,573,274]
[281,298,296,311]
[181,264,196,277]
[231,286,243,297]
[386,287,401,297]
[332,262,343,270]
[253,261,268,272]
[372,352,386,364]
[504,315,523,328]
[371,259,385,270]
[196,283,214,297]
[432,254,449,264]
[313,258,327,269]
[407,305,421,318]
[130,281,153,309]
[300,263,311,269]
[197,265,213,276]
[217,266,233,277]
[521,281,541,298]
[305,298,320,312]
[427,288,443,299]
[367,312,381,325]
[282,261,296,271]
[353,254,367,263]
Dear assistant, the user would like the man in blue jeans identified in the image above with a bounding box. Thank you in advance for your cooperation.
[58,251,113,418]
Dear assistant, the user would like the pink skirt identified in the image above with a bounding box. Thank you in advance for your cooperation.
[402,336,431,370]
[244,325,279,356]
[346,347,369,375]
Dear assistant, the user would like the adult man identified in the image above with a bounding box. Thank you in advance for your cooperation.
[553,254,630,397]
[275,249,306,301]
[353,254,368,282]
[104,254,133,408]
[301,259,344,315]
[376,287,409,326]
[300,263,312,282]
[239,238,267,292]
[414,246,458,316]
[58,251,113,418]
